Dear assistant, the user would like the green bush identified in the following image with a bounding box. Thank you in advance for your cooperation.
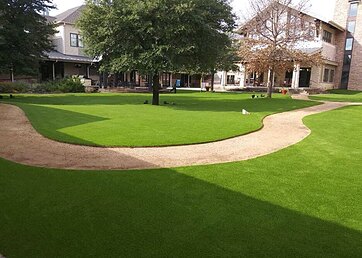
[0,77,85,94]
[0,81,32,93]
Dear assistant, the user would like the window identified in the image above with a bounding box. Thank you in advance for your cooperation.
[70,33,84,48]
[322,30,332,43]
[344,54,352,65]
[345,38,354,50]
[323,68,335,83]
[347,21,356,33]
[329,70,335,83]
[227,75,235,85]
[349,3,358,17]
[341,71,349,86]
[323,69,330,83]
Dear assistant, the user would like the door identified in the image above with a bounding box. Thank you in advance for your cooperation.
[299,68,311,87]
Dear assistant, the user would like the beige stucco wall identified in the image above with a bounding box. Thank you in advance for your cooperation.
[53,25,65,53]
[63,24,86,56]
[64,63,87,77]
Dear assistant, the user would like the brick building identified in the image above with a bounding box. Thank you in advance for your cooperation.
[333,0,362,90]
[217,1,362,91]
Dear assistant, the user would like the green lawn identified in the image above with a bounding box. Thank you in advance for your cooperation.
[310,89,362,102]
[0,92,316,146]
[0,106,361,257]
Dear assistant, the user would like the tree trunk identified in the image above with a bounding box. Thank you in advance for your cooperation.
[210,72,215,92]
[152,72,160,105]
[267,68,274,98]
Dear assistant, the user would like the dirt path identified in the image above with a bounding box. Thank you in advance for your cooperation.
[0,98,360,170]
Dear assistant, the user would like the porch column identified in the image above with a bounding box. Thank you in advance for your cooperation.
[239,65,245,88]
[86,65,90,78]
[52,62,56,81]
[291,63,300,89]
[221,71,227,87]
[170,73,173,87]
[10,68,14,82]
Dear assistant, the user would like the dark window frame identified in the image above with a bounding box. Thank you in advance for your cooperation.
[70,33,84,48]
[322,30,332,43]
[349,3,358,17]
[345,38,354,50]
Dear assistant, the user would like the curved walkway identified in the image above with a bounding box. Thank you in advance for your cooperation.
[0,98,360,170]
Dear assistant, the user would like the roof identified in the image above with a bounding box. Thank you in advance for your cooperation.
[45,50,98,63]
[55,5,86,24]
[303,10,345,32]
[44,15,56,23]
[238,3,345,33]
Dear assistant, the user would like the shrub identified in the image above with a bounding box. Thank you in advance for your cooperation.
[56,77,85,93]
[0,81,32,93]
[0,77,85,94]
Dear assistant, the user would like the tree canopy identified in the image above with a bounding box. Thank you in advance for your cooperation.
[239,0,322,97]
[0,0,56,79]
[79,0,236,104]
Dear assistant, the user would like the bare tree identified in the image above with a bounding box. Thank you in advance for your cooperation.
[238,0,322,97]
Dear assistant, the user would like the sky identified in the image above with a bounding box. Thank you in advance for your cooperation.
[50,0,336,21]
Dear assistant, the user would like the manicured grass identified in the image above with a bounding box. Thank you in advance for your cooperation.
[0,106,361,257]
[310,89,362,102]
[0,92,316,146]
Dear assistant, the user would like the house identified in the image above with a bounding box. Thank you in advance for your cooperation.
[216,0,362,91]
[213,4,345,91]
[40,6,99,83]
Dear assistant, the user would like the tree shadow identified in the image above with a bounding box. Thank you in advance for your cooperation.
[329,89,361,95]
[3,93,317,113]
[14,103,109,146]
[0,161,361,257]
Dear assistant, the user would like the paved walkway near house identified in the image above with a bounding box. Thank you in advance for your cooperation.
[0,97,361,170]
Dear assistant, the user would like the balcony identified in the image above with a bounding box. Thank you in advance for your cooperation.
[321,41,337,62]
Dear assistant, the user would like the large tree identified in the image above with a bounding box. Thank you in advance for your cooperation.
[0,0,56,81]
[78,0,236,105]
[238,0,322,98]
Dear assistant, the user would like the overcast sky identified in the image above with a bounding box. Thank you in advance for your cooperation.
[50,0,336,21]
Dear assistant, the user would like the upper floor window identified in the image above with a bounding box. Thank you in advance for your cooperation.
[322,30,332,43]
[345,38,354,50]
[349,3,358,17]
[347,21,356,33]
[70,33,84,48]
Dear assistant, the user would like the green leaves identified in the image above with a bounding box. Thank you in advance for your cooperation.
[0,0,56,75]
[78,0,236,74]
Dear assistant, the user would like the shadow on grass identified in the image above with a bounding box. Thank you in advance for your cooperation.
[14,103,109,146]
[2,93,317,114]
[328,89,361,95]
[0,159,361,257]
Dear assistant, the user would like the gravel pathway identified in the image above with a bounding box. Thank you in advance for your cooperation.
[0,97,360,170]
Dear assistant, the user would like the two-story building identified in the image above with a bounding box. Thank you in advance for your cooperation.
[40,6,99,83]
[214,7,345,91]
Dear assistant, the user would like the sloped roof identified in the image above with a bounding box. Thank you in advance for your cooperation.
[45,50,98,63]
[237,3,344,33]
[55,5,86,24]
[44,15,56,23]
